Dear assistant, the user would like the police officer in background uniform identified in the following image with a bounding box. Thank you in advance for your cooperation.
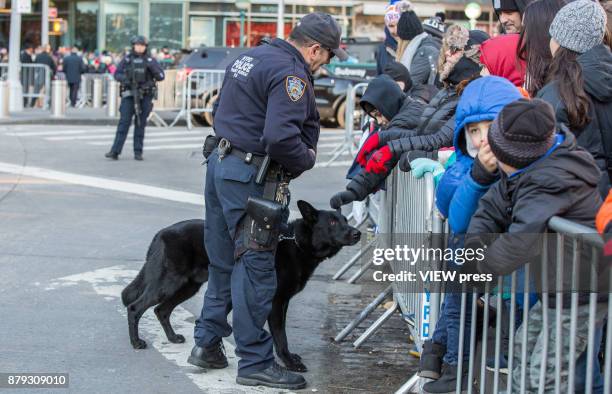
[105,36,164,161]
[189,13,347,390]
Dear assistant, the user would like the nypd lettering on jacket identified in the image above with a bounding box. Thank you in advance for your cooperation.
[213,38,320,176]
[230,55,260,81]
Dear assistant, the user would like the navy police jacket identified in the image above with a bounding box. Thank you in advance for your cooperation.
[213,38,320,176]
[114,52,165,91]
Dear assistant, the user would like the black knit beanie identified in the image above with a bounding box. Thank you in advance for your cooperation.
[397,11,423,41]
[383,61,413,92]
[488,98,557,169]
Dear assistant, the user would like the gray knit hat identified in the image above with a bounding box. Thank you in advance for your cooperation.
[549,0,607,54]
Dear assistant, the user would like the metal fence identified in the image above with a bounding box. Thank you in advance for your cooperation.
[77,73,113,109]
[185,69,225,129]
[0,63,52,109]
[323,82,369,167]
[335,162,611,393]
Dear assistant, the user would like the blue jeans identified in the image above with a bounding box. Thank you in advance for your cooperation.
[431,258,473,366]
[574,322,605,394]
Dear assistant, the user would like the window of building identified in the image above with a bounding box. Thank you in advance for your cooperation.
[104,2,139,52]
[149,2,183,50]
[75,1,98,51]
[189,16,215,48]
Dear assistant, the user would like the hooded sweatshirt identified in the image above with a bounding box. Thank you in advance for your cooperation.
[359,74,405,122]
[479,34,526,87]
[436,76,523,233]
[537,44,612,195]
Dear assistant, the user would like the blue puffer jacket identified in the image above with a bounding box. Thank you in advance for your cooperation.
[436,76,523,234]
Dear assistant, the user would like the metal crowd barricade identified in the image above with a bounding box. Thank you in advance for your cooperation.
[0,63,51,109]
[323,82,369,167]
[335,168,443,351]
[77,73,113,109]
[151,69,186,127]
[185,69,225,130]
[394,219,611,393]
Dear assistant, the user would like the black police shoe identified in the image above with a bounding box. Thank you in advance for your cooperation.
[134,153,143,161]
[104,151,118,160]
[236,361,307,390]
[187,343,228,369]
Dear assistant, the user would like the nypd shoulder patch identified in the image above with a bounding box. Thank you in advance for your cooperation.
[285,76,306,102]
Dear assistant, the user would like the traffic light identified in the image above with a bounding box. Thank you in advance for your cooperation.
[49,18,67,35]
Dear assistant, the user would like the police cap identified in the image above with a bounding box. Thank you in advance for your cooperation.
[293,13,348,61]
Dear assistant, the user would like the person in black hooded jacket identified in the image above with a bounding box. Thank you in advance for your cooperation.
[330,26,489,209]
[462,99,606,394]
[537,0,612,197]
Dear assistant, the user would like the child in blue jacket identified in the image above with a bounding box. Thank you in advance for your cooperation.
[417,76,522,394]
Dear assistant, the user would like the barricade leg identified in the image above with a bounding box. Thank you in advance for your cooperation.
[353,297,398,348]
[333,237,376,281]
[335,285,393,343]
[347,258,375,284]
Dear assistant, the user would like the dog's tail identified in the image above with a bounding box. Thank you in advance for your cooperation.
[121,269,145,306]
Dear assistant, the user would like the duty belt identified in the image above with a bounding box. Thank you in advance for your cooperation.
[217,138,290,204]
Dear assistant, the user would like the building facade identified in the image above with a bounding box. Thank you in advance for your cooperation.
[0,0,493,52]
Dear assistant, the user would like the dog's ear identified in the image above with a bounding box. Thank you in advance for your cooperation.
[297,200,318,223]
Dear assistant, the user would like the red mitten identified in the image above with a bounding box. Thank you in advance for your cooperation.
[356,133,381,167]
[365,145,396,174]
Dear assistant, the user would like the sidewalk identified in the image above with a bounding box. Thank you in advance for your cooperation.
[0,108,187,126]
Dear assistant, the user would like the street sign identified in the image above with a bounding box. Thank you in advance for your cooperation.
[49,7,58,18]
[17,0,31,13]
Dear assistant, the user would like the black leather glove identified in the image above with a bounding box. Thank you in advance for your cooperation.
[330,190,358,210]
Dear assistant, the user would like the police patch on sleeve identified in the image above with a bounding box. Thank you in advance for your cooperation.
[285,76,306,102]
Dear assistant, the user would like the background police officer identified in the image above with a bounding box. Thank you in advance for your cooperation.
[105,36,164,161]
[188,13,347,390]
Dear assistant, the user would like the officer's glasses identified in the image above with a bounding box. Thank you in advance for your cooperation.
[320,45,335,60]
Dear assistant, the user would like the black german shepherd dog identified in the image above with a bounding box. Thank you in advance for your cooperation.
[121,200,361,372]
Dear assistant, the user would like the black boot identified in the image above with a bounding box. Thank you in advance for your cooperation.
[422,364,469,394]
[236,361,307,390]
[418,340,446,379]
[134,152,143,161]
[105,151,118,160]
[187,343,228,369]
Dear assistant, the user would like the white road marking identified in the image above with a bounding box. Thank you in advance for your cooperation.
[6,130,94,137]
[88,136,205,146]
[0,161,204,206]
[44,265,284,393]
[313,160,353,168]
[0,162,301,219]
[46,131,207,141]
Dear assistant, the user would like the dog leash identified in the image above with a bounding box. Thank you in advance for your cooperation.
[277,233,304,251]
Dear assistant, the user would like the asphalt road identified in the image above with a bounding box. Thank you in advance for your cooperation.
[0,124,417,394]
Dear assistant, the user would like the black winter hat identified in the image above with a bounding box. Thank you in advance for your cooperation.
[397,11,424,41]
[488,98,557,169]
[383,61,413,92]
[359,74,405,121]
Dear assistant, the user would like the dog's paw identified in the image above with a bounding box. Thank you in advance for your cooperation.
[131,339,148,349]
[169,334,185,344]
[282,353,307,372]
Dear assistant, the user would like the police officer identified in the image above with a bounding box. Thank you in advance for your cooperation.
[105,36,164,161]
[189,13,347,390]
